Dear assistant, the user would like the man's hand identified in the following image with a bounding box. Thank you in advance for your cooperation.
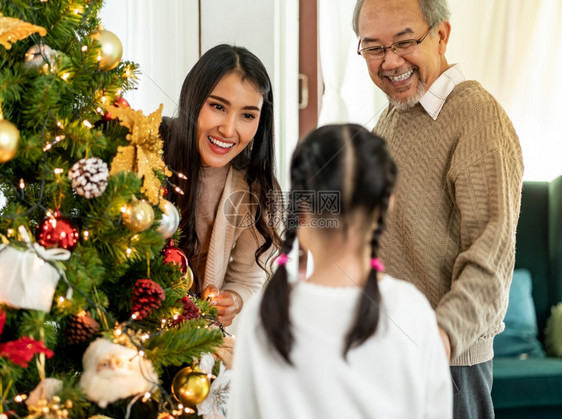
[438,326,451,362]
[202,285,243,327]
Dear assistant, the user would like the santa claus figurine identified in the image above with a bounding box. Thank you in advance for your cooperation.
[79,338,158,408]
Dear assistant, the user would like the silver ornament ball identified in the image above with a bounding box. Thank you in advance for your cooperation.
[157,199,180,239]
[24,44,58,72]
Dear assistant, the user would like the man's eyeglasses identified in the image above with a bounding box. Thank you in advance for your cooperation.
[357,27,433,60]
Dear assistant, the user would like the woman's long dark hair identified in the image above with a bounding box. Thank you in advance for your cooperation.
[260,124,397,364]
[163,44,281,289]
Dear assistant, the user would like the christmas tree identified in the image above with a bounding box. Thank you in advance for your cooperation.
[0,1,226,418]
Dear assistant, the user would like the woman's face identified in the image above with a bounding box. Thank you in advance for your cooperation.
[197,72,264,168]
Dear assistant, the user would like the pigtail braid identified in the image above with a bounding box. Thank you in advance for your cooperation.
[343,183,393,358]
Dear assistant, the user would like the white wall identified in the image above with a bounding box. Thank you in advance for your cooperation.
[446,0,562,181]
[100,0,200,117]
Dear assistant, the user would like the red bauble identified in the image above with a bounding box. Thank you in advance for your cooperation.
[102,96,130,121]
[162,240,188,274]
[36,210,79,251]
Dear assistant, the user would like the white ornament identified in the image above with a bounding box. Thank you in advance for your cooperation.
[198,353,216,375]
[0,226,70,311]
[79,338,158,408]
[25,378,63,408]
[156,199,180,239]
[68,157,109,199]
[197,361,231,419]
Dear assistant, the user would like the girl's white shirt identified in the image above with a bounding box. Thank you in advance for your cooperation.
[228,274,453,419]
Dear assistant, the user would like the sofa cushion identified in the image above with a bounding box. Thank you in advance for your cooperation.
[494,269,545,358]
[493,358,562,409]
[545,302,562,357]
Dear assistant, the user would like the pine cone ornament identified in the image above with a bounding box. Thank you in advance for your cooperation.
[68,157,109,199]
[65,311,100,344]
[181,296,200,320]
[131,279,165,320]
[172,295,200,326]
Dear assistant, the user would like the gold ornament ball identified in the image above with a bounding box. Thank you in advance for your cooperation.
[90,29,123,71]
[123,200,155,232]
[184,266,194,290]
[171,366,210,407]
[0,119,20,163]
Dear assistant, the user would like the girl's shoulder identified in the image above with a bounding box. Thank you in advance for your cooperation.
[379,274,435,313]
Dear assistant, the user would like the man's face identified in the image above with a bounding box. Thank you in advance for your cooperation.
[357,0,450,109]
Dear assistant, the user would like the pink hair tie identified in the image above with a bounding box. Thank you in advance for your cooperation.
[371,258,385,272]
[276,253,289,266]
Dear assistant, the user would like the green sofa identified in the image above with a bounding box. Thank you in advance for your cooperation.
[492,175,562,418]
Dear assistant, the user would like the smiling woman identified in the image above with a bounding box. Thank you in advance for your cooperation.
[197,73,264,168]
[161,44,282,332]
[99,0,299,191]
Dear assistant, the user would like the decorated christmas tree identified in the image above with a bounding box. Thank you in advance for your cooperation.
[0,1,227,418]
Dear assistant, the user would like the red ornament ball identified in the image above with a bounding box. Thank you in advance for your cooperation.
[36,210,79,251]
[162,240,188,275]
[103,96,130,121]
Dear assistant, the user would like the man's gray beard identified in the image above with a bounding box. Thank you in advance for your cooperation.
[388,78,426,111]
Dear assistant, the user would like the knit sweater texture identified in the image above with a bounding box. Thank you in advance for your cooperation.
[375,80,524,366]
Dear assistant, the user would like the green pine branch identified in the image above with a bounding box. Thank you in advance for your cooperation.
[145,321,224,372]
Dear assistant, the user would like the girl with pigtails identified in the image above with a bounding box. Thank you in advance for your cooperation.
[228,124,453,419]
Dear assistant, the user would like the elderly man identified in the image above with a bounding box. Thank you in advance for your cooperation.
[353,0,524,417]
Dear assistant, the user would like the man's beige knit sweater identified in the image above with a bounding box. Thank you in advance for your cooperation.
[375,80,524,366]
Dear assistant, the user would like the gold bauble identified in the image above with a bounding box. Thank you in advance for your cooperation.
[0,119,20,163]
[184,266,194,291]
[123,199,155,232]
[171,366,210,407]
[90,29,123,71]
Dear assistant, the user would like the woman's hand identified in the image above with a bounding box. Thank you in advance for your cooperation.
[202,285,243,327]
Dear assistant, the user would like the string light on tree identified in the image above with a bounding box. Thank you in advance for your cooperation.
[43,135,65,152]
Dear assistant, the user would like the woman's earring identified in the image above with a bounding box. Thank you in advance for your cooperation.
[250,138,254,151]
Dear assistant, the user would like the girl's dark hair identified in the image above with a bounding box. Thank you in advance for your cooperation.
[260,123,397,364]
[163,44,281,290]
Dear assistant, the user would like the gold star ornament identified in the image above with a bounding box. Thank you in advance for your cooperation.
[0,13,47,50]
[109,103,171,205]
